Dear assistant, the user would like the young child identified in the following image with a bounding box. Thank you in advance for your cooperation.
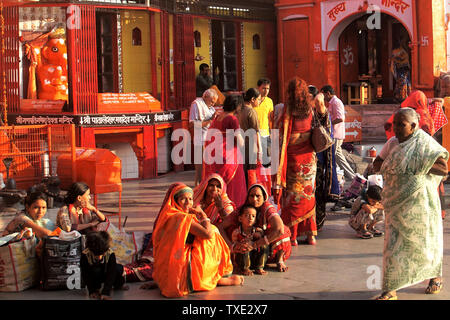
[231,205,268,276]
[81,231,128,300]
[348,185,385,239]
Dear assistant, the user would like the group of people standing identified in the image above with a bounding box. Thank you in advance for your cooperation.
[184,66,356,297]
[1,64,447,300]
[186,66,449,301]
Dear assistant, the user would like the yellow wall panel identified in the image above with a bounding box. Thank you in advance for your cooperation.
[432,1,447,76]
[243,22,267,90]
[193,18,211,76]
[121,11,152,93]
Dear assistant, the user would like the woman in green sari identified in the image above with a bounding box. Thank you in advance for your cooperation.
[373,108,448,300]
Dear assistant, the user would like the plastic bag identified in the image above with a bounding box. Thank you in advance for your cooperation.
[40,236,82,290]
[97,221,145,265]
[0,236,39,292]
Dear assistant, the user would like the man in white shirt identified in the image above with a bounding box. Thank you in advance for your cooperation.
[189,88,218,186]
[321,85,356,181]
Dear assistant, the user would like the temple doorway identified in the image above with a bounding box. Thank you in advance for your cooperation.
[339,13,411,104]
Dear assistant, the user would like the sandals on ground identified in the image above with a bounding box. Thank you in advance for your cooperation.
[369,229,384,237]
[425,279,443,294]
[358,231,373,239]
[376,292,398,300]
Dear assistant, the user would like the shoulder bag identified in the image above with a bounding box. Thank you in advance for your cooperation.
[311,111,334,153]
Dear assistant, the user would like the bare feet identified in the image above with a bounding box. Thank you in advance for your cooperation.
[425,277,443,294]
[254,268,268,275]
[235,268,253,276]
[218,275,244,286]
[140,281,159,290]
[276,261,288,272]
[376,291,397,300]
[307,235,316,245]
[118,285,129,291]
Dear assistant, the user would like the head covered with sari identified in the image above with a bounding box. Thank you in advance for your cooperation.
[243,183,292,263]
[244,183,277,231]
[193,173,235,225]
[400,90,434,136]
[152,182,233,298]
[152,183,196,297]
[386,90,435,139]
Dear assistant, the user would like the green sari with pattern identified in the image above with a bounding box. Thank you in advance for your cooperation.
[380,129,449,292]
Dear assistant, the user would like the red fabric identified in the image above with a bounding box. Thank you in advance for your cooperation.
[281,141,317,240]
[124,261,153,282]
[247,163,272,197]
[291,113,312,132]
[428,99,448,132]
[385,90,435,139]
[267,225,292,264]
[203,114,247,208]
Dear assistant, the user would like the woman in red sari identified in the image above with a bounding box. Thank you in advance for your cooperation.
[193,173,236,226]
[274,77,328,246]
[152,183,243,298]
[203,94,247,208]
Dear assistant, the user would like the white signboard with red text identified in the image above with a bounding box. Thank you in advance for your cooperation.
[321,0,414,51]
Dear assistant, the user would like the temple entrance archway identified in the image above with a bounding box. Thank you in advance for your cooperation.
[335,13,411,103]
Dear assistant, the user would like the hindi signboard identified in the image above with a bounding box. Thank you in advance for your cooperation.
[344,106,362,142]
[98,92,161,113]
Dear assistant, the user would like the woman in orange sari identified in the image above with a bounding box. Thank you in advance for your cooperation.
[193,173,235,226]
[152,183,243,298]
[274,77,328,246]
[203,94,247,208]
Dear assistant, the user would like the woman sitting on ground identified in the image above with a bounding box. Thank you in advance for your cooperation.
[219,183,291,272]
[152,183,244,298]
[56,182,107,234]
[193,173,235,226]
[2,190,58,242]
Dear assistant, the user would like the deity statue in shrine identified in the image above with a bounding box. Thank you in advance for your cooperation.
[36,27,68,101]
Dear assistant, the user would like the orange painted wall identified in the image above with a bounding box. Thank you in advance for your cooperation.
[275,0,445,102]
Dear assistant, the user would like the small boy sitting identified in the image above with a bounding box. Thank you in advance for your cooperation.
[348,185,384,239]
[81,231,129,300]
[231,205,268,276]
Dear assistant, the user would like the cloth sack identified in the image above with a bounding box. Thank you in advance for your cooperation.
[97,221,145,265]
[40,236,82,290]
[311,112,334,153]
[0,235,39,292]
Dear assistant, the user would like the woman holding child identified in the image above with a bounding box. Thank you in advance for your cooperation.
[373,108,448,300]
[152,183,243,298]
[219,183,291,272]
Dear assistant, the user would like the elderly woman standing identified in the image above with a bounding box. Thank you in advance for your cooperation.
[373,108,448,300]
[274,77,328,246]
[189,88,219,186]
